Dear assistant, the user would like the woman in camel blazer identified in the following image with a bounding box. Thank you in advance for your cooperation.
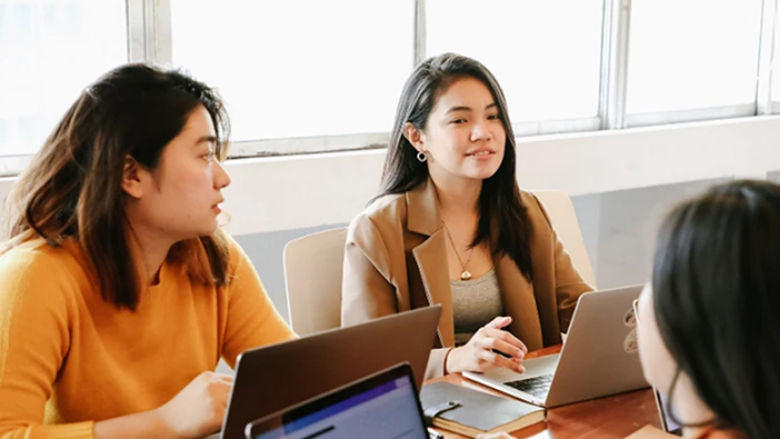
[341,53,593,379]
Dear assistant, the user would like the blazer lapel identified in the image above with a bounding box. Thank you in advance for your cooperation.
[412,232,453,347]
[407,180,455,347]
[495,254,545,350]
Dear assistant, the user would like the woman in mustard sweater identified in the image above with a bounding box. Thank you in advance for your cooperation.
[0,65,295,438]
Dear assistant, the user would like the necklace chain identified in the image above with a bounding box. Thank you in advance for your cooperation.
[442,221,474,280]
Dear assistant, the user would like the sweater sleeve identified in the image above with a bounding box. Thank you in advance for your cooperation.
[220,240,296,368]
[0,247,95,439]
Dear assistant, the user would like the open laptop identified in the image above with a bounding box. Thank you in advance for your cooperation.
[219,305,441,439]
[463,285,647,408]
[244,363,428,439]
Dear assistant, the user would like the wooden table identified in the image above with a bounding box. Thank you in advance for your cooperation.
[425,346,660,438]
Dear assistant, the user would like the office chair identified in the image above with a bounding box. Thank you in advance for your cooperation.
[533,191,597,287]
[283,227,347,336]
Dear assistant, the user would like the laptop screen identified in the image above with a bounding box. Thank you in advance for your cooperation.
[247,363,427,439]
[654,389,682,435]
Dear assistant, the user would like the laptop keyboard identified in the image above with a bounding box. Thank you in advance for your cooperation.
[504,374,553,399]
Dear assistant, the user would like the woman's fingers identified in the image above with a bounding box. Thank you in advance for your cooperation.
[453,318,530,374]
[485,316,513,330]
[478,337,525,360]
[475,349,525,373]
[480,327,528,354]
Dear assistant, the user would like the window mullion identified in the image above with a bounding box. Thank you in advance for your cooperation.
[126,0,146,62]
[597,0,613,129]
[756,0,777,115]
[414,0,426,65]
[126,0,170,65]
[154,0,172,67]
[599,0,631,130]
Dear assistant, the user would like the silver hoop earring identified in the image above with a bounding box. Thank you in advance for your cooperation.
[416,150,427,163]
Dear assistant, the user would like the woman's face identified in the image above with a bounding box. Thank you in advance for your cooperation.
[125,104,231,243]
[637,284,679,395]
[410,76,506,186]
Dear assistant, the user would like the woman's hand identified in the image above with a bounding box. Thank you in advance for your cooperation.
[154,371,234,438]
[446,316,527,374]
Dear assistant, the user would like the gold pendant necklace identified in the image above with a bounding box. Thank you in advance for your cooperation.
[442,222,474,280]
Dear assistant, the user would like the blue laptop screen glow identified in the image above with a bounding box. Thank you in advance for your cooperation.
[252,374,426,439]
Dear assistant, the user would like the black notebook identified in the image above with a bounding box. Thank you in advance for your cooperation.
[420,381,545,438]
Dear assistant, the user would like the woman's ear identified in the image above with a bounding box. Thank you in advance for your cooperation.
[402,122,425,152]
[121,155,145,199]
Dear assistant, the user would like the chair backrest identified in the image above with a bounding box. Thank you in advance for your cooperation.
[283,227,347,336]
[532,191,597,287]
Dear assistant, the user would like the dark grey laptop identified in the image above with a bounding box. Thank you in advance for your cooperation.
[244,363,427,439]
[219,305,441,439]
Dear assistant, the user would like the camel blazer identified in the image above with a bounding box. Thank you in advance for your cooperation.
[341,179,593,378]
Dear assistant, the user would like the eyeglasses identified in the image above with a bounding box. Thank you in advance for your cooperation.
[632,298,640,324]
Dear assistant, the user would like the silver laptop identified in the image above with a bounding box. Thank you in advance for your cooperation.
[463,285,647,408]
[244,363,427,439]
[219,305,441,439]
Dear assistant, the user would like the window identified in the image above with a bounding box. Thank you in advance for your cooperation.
[625,0,762,122]
[426,0,603,131]
[0,0,127,157]
[170,0,414,144]
[2,0,780,172]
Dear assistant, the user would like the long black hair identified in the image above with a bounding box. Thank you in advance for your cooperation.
[3,64,232,310]
[652,179,780,438]
[380,53,533,281]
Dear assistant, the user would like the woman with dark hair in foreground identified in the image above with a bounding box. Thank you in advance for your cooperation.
[0,65,294,438]
[637,179,780,439]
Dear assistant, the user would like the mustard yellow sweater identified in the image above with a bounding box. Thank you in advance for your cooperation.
[0,237,296,438]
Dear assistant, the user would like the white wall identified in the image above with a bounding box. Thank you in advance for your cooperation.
[212,115,780,236]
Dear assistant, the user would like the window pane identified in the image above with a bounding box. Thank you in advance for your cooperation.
[0,0,127,156]
[627,0,761,114]
[426,0,603,123]
[171,0,414,142]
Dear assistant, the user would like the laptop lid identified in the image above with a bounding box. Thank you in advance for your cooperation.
[221,305,442,439]
[545,284,648,406]
[244,363,427,439]
[463,285,647,407]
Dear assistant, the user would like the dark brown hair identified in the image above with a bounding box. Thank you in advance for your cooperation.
[652,179,780,438]
[3,63,232,309]
[380,53,533,280]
